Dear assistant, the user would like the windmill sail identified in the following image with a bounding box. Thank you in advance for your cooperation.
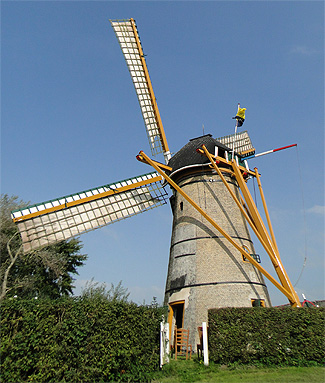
[216,130,255,158]
[12,172,168,252]
[110,19,171,163]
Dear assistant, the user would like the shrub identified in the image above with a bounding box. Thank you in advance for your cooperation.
[208,307,325,366]
[1,297,164,382]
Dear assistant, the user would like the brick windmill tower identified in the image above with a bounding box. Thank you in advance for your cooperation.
[12,19,300,348]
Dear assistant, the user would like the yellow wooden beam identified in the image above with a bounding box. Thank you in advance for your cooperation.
[254,168,280,257]
[231,161,280,263]
[196,147,255,177]
[239,148,256,156]
[253,167,301,307]
[201,145,281,264]
[231,160,301,307]
[139,150,294,303]
[201,144,301,308]
[239,195,256,227]
[136,154,172,171]
[13,175,162,223]
[130,18,170,157]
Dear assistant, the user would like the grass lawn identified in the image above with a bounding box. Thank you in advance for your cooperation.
[151,359,325,383]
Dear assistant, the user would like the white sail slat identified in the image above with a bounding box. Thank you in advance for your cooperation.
[110,19,165,157]
[12,172,167,252]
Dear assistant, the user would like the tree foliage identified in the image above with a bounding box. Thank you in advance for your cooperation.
[0,194,87,300]
[81,278,130,302]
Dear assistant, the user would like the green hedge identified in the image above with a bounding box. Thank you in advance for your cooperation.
[208,307,325,366]
[1,298,163,382]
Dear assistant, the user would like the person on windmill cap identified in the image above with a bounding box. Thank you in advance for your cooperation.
[232,104,246,127]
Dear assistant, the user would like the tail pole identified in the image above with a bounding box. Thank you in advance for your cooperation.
[246,144,297,159]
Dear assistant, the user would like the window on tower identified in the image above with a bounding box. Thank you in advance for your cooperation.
[242,245,261,263]
[251,299,265,307]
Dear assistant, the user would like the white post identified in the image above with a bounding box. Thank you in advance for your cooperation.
[232,103,240,161]
[202,321,209,366]
[160,318,170,368]
[165,322,170,363]
[232,121,238,161]
[160,321,164,369]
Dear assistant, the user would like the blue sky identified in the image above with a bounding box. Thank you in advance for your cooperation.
[1,1,324,306]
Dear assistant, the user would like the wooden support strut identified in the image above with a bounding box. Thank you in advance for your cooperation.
[230,158,301,307]
[137,150,295,303]
[202,145,300,306]
[254,167,301,306]
[196,148,256,178]
[136,154,172,172]
[254,168,280,258]
[200,146,283,265]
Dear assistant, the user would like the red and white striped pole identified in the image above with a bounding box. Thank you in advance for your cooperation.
[247,144,297,159]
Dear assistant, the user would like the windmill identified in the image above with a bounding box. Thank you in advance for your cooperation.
[11,18,301,347]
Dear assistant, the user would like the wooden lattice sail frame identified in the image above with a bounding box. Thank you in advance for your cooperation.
[12,172,168,253]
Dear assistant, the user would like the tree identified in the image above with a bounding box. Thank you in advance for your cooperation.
[0,194,87,300]
[81,278,130,302]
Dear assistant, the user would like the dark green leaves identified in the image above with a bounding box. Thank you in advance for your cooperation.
[208,307,325,366]
[1,297,163,382]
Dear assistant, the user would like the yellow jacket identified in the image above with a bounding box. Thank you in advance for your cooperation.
[236,107,246,120]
